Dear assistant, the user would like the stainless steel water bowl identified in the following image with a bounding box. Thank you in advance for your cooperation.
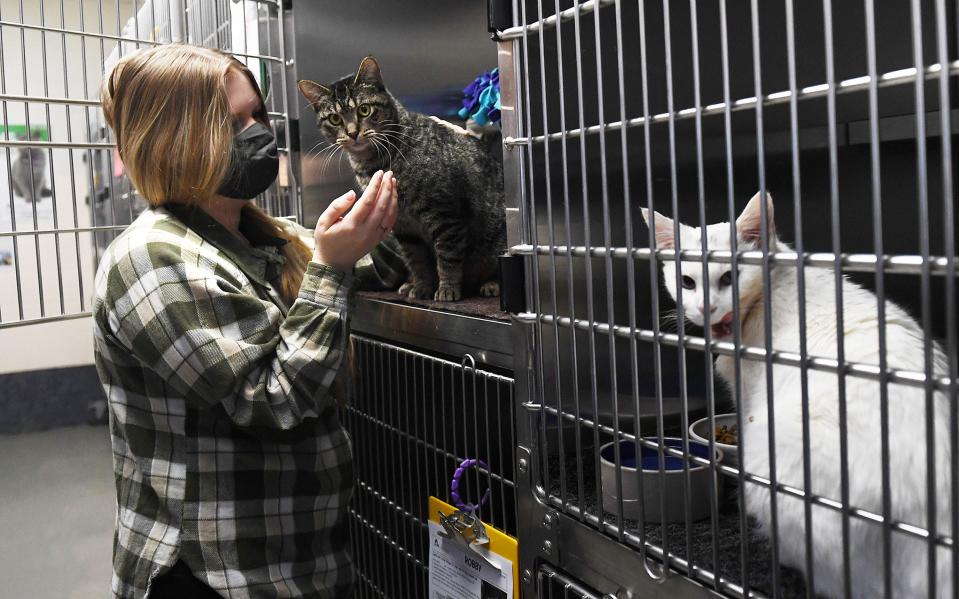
[600,437,724,524]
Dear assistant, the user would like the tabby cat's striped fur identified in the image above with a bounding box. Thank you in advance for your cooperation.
[298,56,506,301]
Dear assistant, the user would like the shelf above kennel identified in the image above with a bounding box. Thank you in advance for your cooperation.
[352,293,513,370]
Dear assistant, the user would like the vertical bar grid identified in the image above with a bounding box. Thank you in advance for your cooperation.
[863,1,893,597]
[782,0,815,595]
[932,0,958,595]
[570,0,605,535]
[344,336,517,598]
[821,0,853,596]
[0,0,300,331]
[637,0,671,563]
[747,1,781,595]
[717,0,751,591]
[551,0,587,529]
[687,0,723,591]
[499,1,957,598]
[907,2,939,597]
[535,0,569,520]
[660,0,696,574]
[518,0,551,515]
[613,0,652,557]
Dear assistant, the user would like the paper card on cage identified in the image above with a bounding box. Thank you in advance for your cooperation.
[428,496,518,599]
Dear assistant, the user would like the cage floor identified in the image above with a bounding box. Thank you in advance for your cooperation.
[358,290,509,320]
[546,451,819,599]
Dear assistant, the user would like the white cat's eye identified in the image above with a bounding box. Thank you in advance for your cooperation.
[358,103,373,117]
[328,114,343,126]
[719,271,732,287]
[681,275,696,290]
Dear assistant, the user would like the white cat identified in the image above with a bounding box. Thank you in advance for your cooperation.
[643,193,954,599]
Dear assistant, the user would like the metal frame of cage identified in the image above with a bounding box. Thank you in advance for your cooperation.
[0,0,299,331]
[537,562,604,599]
[495,0,957,598]
[343,334,518,599]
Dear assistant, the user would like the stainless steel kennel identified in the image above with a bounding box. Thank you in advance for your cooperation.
[496,0,957,598]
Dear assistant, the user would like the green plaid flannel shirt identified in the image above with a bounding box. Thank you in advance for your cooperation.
[93,203,406,598]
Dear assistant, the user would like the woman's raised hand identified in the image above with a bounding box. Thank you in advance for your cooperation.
[312,170,398,274]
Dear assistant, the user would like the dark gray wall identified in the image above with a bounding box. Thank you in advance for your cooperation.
[0,366,104,433]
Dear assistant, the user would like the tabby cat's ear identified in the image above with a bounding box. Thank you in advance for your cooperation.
[641,207,676,249]
[736,191,776,243]
[354,55,383,87]
[297,80,329,111]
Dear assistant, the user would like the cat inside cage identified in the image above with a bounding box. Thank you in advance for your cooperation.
[643,191,953,599]
[502,0,958,597]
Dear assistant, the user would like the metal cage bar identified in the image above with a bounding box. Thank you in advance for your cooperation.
[343,335,517,599]
[0,0,300,330]
[499,0,958,597]
[536,563,604,599]
[503,62,959,147]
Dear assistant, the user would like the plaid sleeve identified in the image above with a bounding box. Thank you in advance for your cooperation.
[102,236,355,430]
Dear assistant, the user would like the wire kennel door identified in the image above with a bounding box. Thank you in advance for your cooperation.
[0,0,300,331]
[496,0,957,598]
[343,335,518,599]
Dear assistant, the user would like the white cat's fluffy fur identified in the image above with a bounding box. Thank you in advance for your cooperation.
[643,193,954,599]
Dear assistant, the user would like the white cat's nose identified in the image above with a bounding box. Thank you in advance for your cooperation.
[699,304,718,315]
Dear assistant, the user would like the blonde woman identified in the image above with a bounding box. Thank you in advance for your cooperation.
[95,44,405,598]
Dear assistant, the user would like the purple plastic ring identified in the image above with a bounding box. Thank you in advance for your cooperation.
[450,458,492,513]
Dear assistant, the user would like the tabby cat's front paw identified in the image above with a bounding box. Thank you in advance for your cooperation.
[434,283,462,302]
[400,281,437,300]
[479,281,500,297]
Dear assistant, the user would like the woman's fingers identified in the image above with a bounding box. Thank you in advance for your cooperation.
[315,190,357,232]
[383,180,399,231]
[367,172,393,229]
[345,170,384,225]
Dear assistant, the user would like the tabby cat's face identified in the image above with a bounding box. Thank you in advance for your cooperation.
[297,56,399,156]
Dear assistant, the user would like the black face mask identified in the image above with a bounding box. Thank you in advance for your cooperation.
[218,122,279,200]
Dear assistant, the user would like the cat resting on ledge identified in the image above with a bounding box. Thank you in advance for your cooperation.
[298,56,506,302]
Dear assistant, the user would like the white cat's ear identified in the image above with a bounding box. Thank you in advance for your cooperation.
[297,80,329,111]
[736,191,775,243]
[355,55,383,87]
[641,207,676,249]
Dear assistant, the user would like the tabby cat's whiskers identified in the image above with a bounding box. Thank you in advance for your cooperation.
[373,133,410,167]
[367,136,391,171]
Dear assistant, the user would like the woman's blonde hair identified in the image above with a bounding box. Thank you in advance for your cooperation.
[101,44,311,304]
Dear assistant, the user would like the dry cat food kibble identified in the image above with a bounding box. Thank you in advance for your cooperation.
[715,424,738,445]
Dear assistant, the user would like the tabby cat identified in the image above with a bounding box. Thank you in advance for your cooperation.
[298,56,506,301]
